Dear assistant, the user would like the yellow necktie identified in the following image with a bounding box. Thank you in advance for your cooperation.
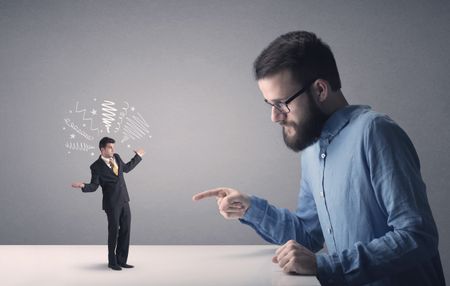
[109,159,118,176]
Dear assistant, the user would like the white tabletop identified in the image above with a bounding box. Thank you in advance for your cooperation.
[1,245,320,286]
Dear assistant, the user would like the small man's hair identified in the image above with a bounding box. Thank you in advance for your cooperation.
[99,137,115,150]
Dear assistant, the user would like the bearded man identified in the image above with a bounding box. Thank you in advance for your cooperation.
[193,31,445,286]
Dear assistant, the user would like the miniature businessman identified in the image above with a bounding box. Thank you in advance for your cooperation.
[72,136,144,271]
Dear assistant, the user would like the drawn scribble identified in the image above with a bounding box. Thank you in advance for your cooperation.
[75,101,99,134]
[63,98,152,155]
[121,112,151,143]
[114,101,129,133]
[101,100,117,133]
[64,118,94,141]
[65,141,95,152]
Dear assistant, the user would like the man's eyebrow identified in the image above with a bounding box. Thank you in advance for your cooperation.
[265,97,284,103]
[268,98,286,104]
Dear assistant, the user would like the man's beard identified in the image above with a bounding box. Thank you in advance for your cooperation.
[281,93,329,152]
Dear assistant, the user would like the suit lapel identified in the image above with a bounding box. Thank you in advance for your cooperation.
[97,156,116,176]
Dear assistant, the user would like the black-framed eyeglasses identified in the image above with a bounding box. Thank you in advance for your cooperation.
[264,80,315,114]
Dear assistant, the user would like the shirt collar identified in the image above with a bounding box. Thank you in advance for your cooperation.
[101,155,115,165]
[320,105,371,140]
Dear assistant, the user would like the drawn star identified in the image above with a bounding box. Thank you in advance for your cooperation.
[70,134,75,139]
[82,123,86,127]
[62,127,66,130]
[90,152,95,156]
[131,106,135,112]
[91,109,97,115]
[69,110,72,113]
[68,151,71,154]
[127,144,131,148]
[149,135,152,139]
[93,98,97,101]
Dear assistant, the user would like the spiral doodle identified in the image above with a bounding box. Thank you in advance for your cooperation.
[101,100,117,133]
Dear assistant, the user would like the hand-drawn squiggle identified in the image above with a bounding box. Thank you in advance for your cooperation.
[121,112,151,143]
[65,141,95,151]
[75,101,99,134]
[101,100,117,133]
[64,118,94,140]
[114,101,129,133]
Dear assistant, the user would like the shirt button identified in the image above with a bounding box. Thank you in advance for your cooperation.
[320,191,324,197]
[321,153,326,159]
[328,228,333,234]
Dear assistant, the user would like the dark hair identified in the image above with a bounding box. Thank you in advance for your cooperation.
[99,137,115,150]
[253,31,341,91]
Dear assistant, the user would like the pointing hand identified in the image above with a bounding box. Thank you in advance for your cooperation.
[192,187,251,219]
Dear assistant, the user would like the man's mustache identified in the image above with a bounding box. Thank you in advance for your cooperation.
[280,120,296,128]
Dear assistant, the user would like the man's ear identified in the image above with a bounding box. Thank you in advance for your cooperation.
[312,79,329,103]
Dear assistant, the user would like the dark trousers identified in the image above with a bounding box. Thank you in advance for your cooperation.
[105,202,131,265]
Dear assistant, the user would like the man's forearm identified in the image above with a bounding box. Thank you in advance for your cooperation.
[240,196,322,250]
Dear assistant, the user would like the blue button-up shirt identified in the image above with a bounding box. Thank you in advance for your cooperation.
[240,105,445,285]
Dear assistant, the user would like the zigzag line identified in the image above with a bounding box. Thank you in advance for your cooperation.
[75,101,99,134]
[121,112,150,143]
[65,141,96,151]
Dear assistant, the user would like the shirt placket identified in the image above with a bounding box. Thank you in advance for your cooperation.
[319,137,338,254]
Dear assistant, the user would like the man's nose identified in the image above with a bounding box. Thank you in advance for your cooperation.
[271,107,286,123]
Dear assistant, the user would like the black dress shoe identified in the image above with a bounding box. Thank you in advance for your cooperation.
[108,264,122,271]
[119,263,134,268]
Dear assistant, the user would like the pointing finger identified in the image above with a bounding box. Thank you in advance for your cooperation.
[192,188,228,201]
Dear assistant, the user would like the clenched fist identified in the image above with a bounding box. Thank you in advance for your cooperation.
[273,240,317,275]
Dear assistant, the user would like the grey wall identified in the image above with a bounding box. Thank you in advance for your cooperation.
[1,0,449,281]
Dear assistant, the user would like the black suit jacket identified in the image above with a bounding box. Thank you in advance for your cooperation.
[82,153,142,210]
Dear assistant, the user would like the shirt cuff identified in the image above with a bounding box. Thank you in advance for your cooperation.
[241,196,268,225]
[316,253,346,285]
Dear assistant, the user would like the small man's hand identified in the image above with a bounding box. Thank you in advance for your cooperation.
[71,182,85,189]
[272,240,317,275]
[192,187,251,219]
[134,148,145,157]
